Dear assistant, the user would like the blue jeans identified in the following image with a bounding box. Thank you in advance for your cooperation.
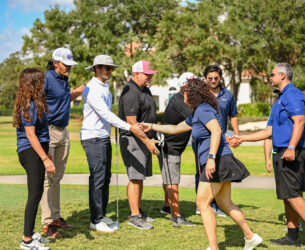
[81,137,112,224]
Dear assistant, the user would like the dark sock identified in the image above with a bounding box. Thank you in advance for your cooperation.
[23,239,33,244]
[288,228,299,241]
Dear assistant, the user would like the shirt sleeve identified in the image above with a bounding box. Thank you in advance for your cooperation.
[285,94,305,117]
[196,104,217,125]
[185,114,193,127]
[229,93,238,117]
[267,113,273,127]
[121,90,140,116]
[20,103,37,127]
[87,89,131,131]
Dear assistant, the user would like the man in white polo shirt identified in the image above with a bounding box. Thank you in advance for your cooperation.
[81,55,145,233]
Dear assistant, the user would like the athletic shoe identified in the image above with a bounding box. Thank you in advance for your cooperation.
[196,207,201,215]
[140,208,155,222]
[171,215,195,226]
[31,233,51,243]
[216,207,227,217]
[206,247,211,250]
[128,214,154,229]
[20,240,50,250]
[101,216,113,225]
[160,205,171,215]
[90,221,115,233]
[211,202,217,213]
[270,235,301,247]
[42,223,61,239]
[52,218,74,229]
[243,233,263,250]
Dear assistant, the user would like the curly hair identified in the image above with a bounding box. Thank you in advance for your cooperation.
[13,68,48,128]
[182,78,219,112]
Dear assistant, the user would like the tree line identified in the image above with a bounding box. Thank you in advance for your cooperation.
[1,0,305,110]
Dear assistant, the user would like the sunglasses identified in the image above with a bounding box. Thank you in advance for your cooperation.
[105,66,115,71]
[207,77,219,81]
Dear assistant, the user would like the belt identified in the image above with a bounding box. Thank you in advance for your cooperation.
[49,124,65,131]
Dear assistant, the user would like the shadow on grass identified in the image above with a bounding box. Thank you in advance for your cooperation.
[61,198,199,240]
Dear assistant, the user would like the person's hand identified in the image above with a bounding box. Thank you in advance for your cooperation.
[281,148,295,161]
[226,136,241,148]
[130,124,146,139]
[139,122,152,132]
[43,158,56,174]
[205,159,216,180]
[145,139,160,155]
[265,158,273,173]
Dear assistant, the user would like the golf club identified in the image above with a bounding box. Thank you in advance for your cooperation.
[110,127,120,230]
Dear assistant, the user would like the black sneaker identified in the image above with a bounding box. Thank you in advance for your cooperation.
[160,205,171,215]
[128,214,154,229]
[139,208,155,222]
[171,215,194,226]
[270,235,301,247]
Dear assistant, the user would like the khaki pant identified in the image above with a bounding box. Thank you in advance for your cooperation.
[40,125,70,225]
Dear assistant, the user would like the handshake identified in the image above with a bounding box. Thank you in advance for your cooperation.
[225,135,243,148]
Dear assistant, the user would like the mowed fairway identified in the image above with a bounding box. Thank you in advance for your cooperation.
[0,116,272,176]
[0,184,302,250]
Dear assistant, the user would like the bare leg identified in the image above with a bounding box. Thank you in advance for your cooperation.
[215,182,253,240]
[286,197,305,222]
[163,184,170,207]
[167,184,180,217]
[284,200,299,229]
[128,180,142,216]
[196,182,222,250]
[138,180,143,209]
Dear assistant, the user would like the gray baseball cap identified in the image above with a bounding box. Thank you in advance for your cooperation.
[85,55,119,72]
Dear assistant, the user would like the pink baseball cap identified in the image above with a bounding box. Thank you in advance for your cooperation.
[132,60,157,74]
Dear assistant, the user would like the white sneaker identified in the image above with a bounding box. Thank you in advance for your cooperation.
[90,221,115,233]
[101,216,113,225]
[20,239,50,250]
[196,207,201,215]
[243,233,263,250]
[31,233,51,243]
[206,247,211,250]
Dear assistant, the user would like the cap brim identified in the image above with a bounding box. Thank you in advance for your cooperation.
[85,64,119,72]
[61,59,78,66]
[143,69,157,74]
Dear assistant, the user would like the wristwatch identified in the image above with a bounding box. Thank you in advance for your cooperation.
[288,145,295,150]
[208,154,216,159]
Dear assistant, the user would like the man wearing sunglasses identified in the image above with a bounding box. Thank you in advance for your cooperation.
[119,60,160,230]
[41,48,86,238]
[194,65,240,217]
[81,55,145,233]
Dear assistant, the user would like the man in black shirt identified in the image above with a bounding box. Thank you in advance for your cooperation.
[158,72,196,226]
[119,60,159,230]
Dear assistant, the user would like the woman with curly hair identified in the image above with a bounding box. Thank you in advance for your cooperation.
[13,68,55,250]
[141,78,262,250]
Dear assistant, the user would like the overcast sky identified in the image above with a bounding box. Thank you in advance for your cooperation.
[0,0,74,63]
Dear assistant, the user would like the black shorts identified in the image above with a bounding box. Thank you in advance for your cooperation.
[199,154,250,183]
[274,148,305,199]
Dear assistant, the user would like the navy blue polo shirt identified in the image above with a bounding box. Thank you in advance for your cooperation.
[267,83,305,150]
[217,88,238,133]
[44,70,71,127]
[186,103,232,166]
[16,100,50,153]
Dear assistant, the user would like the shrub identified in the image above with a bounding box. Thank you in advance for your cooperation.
[238,102,271,118]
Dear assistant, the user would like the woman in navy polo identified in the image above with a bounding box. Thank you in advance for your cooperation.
[13,68,55,250]
[142,78,262,250]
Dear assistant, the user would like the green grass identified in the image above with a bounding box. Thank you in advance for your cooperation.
[0,184,301,249]
[0,116,271,176]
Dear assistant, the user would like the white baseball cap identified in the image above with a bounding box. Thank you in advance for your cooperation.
[178,72,197,88]
[52,48,78,66]
[132,60,157,74]
[85,55,119,72]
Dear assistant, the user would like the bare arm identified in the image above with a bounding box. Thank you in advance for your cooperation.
[238,126,272,142]
[70,83,86,101]
[230,116,239,136]
[25,126,56,173]
[141,121,192,135]
[205,119,221,180]
[281,115,305,161]
[126,116,160,155]
[264,137,273,173]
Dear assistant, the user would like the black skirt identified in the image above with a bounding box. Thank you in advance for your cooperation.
[199,154,250,183]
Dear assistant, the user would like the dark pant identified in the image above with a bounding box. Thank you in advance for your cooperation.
[81,137,112,224]
[18,143,49,236]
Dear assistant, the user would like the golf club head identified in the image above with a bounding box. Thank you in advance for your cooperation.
[109,221,120,230]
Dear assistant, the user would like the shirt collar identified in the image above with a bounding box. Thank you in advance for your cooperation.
[92,77,108,87]
[49,70,68,81]
[280,82,293,95]
[130,78,145,91]
[217,87,225,98]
